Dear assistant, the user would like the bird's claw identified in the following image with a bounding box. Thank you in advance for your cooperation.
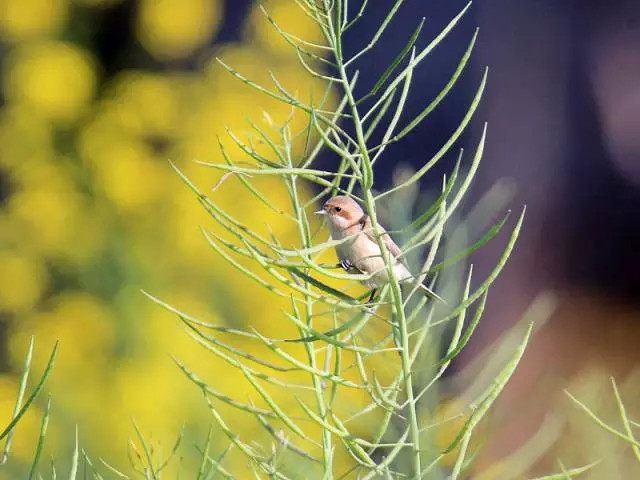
[366,289,378,305]
[339,259,354,271]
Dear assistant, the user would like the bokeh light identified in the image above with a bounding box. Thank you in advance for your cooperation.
[0,0,339,476]
[0,0,68,41]
[3,41,97,124]
[136,0,222,60]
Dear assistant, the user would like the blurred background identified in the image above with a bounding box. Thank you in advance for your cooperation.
[0,0,638,477]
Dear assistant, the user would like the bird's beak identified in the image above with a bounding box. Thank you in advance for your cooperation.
[314,209,326,216]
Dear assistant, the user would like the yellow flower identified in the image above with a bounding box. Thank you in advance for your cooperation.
[136,0,222,60]
[11,292,116,380]
[0,251,47,313]
[8,183,79,255]
[3,41,96,124]
[0,0,68,41]
[4,161,105,261]
[107,71,181,137]
[0,1,343,476]
[73,0,124,6]
[90,138,167,212]
[0,105,54,173]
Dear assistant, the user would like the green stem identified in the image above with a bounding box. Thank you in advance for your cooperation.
[284,126,333,476]
[326,9,422,478]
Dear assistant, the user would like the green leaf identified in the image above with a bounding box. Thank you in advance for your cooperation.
[287,309,371,342]
[68,426,79,480]
[131,419,158,480]
[27,394,51,480]
[430,210,511,273]
[361,18,425,101]
[433,205,525,327]
[98,458,130,479]
[344,0,406,67]
[406,153,460,232]
[443,322,534,454]
[438,290,488,365]
[565,390,640,449]
[0,341,58,442]
[377,70,488,200]
[392,28,478,140]
[1,335,34,464]
[610,377,640,463]
[528,460,602,479]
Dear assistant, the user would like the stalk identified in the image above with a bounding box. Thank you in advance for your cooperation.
[284,126,333,475]
[323,5,422,476]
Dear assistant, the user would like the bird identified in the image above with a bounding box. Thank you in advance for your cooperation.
[315,195,442,304]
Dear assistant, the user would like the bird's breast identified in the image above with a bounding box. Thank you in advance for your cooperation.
[351,235,385,275]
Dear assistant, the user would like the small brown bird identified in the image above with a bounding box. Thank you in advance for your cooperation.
[315,195,441,303]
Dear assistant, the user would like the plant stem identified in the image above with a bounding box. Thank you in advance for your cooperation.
[284,126,333,476]
[324,8,422,477]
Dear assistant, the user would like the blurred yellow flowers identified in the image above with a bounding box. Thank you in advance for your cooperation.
[3,41,97,124]
[0,0,68,41]
[0,0,342,475]
[136,0,222,60]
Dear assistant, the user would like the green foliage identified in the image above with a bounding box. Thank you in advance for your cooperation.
[148,1,529,478]
[1,338,58,474]
[6,1,635,479]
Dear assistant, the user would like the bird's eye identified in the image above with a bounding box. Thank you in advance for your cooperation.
[334,207,342,212]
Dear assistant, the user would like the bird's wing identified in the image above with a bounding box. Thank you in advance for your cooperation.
[361,215,407,266]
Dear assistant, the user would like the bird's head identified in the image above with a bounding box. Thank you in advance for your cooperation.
[315,195,364,230]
